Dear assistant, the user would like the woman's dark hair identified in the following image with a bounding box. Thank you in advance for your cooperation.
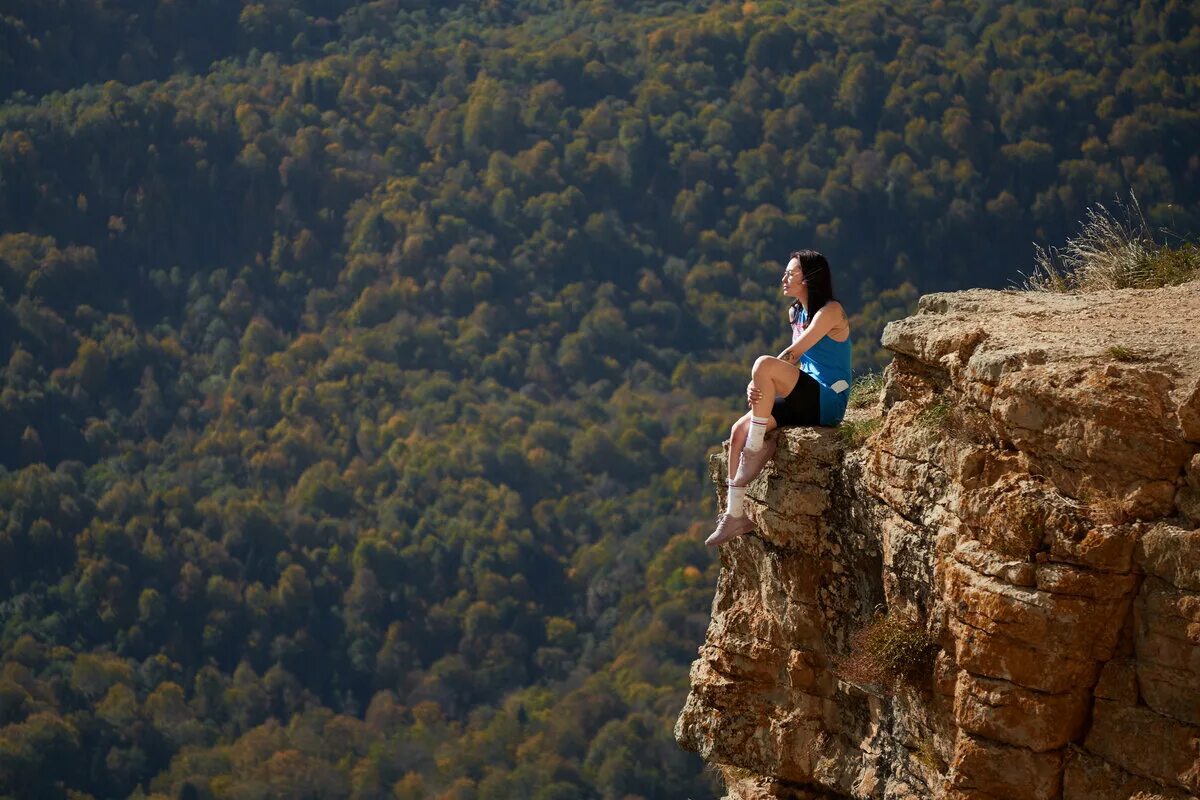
[788,249,836,321]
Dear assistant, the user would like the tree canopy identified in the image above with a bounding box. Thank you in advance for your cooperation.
[0,0,1197,797]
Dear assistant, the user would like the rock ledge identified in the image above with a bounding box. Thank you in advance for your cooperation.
[677,280,1200,799]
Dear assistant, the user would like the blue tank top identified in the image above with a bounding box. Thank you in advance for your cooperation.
[791,306,853,426]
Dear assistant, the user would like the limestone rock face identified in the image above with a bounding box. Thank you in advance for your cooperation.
[676,281,1200,799]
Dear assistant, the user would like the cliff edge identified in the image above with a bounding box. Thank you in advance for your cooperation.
[676,281,1200,799]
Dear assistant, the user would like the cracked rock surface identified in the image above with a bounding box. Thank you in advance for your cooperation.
[676,281,1200,799]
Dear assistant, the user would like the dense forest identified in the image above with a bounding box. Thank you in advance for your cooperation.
[0,0,1197,797]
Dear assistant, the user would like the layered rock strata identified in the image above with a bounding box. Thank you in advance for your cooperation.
[676,281,1200,799]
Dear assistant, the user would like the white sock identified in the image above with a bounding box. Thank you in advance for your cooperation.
[745,415,769,451]
[726,482,747,517]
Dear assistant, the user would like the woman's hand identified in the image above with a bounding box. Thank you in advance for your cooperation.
[746,381,762,408]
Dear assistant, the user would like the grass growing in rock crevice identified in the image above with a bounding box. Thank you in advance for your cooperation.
[838,373,886,450]
[914,737,946,773]
[838,417,882,448]
[835,611,938,695]
[916,399,952,431]
[848,372,885,410]
[1106,345,1143,362]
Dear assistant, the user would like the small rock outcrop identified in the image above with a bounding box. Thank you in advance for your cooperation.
[676,281,1200,799]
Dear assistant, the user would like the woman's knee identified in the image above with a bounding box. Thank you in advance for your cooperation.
[752,356,789,383]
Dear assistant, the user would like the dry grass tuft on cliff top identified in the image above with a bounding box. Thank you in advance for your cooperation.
[1023,192,1199,292]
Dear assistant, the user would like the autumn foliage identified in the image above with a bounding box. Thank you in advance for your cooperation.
[0,0,1197,796]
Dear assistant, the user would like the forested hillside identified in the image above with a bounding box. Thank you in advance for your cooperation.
[0,0,1197,797]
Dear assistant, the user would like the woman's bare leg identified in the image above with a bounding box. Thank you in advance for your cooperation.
[728,412,752,483]
[750,356,800,419]
[710,395,784,546]
[728,357,794,486]
[728,411,779,475]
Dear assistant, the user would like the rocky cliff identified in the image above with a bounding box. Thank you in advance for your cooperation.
[675,281,1200,800]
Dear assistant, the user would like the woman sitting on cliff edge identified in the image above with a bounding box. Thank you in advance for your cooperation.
[706,249,853,547]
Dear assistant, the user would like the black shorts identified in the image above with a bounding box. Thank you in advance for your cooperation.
[772,370,821,428]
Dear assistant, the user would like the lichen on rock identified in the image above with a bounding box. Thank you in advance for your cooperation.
[677,280,1200,799]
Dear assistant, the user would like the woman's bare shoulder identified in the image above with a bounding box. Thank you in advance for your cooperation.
[821,301,851,339]
[817,300,846,318]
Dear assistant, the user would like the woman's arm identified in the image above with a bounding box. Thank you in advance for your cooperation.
[777,304,840,365]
